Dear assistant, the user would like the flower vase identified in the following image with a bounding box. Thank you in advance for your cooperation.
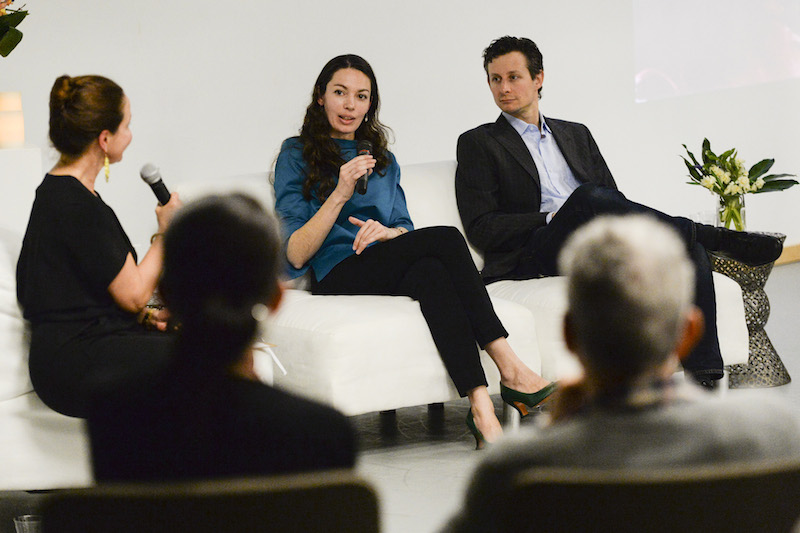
[717,194,746,231]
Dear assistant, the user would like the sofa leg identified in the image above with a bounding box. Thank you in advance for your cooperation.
[426,403,445,435]
[379,410,397,437]
[503,402,521,431]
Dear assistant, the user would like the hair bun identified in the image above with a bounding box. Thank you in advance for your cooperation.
[48,74,125,160]
[51,75,74,110]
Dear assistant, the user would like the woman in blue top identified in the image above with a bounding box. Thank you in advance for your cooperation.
[274,55,556,448]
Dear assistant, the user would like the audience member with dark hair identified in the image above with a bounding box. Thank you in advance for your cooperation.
[16,74,181,418]
[88,194,357,481]
[274,54,556,448]
[442,215,800,533]
[456,35,785,389]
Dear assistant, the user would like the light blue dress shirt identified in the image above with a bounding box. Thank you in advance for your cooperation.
[502,112,582,218]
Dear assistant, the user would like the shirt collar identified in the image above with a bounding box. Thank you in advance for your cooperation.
[586,375,700,413]
[502,111,551,137]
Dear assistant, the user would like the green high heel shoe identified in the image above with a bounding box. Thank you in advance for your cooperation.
[500,381,559,417]
[465,410,488,450]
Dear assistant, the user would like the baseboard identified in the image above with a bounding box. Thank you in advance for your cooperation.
[776,243,800,266]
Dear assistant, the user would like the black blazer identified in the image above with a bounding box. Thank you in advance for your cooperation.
[456,114,617,279]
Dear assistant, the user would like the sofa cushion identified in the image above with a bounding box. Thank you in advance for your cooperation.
[0,392,92,490]
[175,173,274,211]
[0,228,32,402]
[400,160,484,269]
[488,271,749,381]
[267,289,541,416]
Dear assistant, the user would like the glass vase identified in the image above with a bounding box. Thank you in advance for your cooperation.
[717,194,746,231]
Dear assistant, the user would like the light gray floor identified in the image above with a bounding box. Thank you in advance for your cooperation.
[354,261,800,533]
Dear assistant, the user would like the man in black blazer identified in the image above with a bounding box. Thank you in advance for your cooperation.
[455,36,783,388]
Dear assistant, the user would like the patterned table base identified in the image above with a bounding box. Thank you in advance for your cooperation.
[710,233,791,388]
[726,329,791,388]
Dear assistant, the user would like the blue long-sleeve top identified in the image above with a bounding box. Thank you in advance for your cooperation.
[274,137,414,281]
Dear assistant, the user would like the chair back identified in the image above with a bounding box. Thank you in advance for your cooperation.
[495,459,800,533]
[42,469,379,533]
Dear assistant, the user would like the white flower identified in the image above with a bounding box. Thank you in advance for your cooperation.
[755,177,765,190]
[700,176,716,190]
[723,183,743,196]
[736,175,750,188]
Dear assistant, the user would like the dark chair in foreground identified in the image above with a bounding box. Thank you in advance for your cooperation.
[495,459,800,533]
[41,470,379,533]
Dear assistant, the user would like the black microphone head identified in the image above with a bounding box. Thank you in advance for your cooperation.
[356,140,373,155]
[140,163,161,185]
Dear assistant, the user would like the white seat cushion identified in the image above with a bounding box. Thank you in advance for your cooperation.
[265,289,541,416]
[0,392,92,490]
[0,228,31,402]
[488,272,749,381]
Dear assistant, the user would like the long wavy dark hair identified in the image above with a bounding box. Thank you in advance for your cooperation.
[298,54,391,202]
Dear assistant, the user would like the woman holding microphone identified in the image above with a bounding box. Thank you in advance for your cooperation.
[17,74,181,418]
[274,55,556,448]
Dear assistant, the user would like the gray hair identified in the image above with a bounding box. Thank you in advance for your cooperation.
[558,215,695,377]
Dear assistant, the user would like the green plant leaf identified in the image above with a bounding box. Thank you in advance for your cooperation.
[0,26,21,57]
[753,178,799,193]
[719,148,735,161]
[761,173,796,183]
[748,158,774,179]
[701,139,714,165]
[0,10,27,29]
[682,158,703,181]
[682,145,701,167]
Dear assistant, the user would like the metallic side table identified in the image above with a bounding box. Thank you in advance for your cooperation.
[709,233,790,388]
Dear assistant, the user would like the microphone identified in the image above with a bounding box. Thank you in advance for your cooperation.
[355,140,372,195]
[139,163,171,205]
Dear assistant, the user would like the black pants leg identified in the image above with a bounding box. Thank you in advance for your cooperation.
[29,321,174,418]
[312,226,507,396]
[507,184,723,380]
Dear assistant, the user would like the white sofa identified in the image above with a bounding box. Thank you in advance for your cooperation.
[0,153,748,491]
[0,148,92,491]
[178,160,748,414]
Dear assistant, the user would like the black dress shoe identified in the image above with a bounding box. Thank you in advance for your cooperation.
[705,227,783,266]
[685,369,722,391]
[697,379,718,391]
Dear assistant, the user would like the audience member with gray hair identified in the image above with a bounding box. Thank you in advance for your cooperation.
[443,214,800,533]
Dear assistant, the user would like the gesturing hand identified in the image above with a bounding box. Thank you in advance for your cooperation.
[349,216,402,255]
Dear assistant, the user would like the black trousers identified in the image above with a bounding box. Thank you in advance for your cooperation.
[505,183,723,380]
[29,316,174,418]
[312,226,507,396]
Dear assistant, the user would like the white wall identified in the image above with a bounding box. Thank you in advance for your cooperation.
[2,0,799,249]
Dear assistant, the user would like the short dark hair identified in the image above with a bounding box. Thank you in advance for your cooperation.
[559,215,694,380]
[483,36,544,97]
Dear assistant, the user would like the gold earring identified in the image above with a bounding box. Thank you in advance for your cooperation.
[104,153,110,182]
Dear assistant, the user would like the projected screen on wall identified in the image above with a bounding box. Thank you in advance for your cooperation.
[634,0,800,103]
